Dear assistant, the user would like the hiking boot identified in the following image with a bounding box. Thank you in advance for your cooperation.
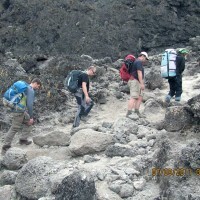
[175,96,181,101]
[126,110,132,117]
[19,139,32,145]
[165,95,172,103]
[135,110,145,118]
[1,144,11,155]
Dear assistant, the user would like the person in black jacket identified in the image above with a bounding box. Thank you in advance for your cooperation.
[73,66,96,128]
[165,48,188,102]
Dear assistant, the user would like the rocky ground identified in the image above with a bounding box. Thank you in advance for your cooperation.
[0,38,200,199]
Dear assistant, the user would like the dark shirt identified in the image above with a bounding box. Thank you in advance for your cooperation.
[77,72,89,91]
[176,55,185,75]
[129,59,144,81]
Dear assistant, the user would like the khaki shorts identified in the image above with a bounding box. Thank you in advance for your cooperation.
[128,79,144,98]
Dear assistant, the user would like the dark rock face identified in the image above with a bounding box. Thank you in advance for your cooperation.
[54,171,96,200]
[164,106,193,132]
[0,0,199,59]
[145,70,163,90]
[187,94,200,119]
[180,142,200,169]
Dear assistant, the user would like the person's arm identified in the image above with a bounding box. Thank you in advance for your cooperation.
[176,56,185,75]
[82,82,90,103]
[137,70,145,90]
[180,57,185,73]
[26,87,35,125]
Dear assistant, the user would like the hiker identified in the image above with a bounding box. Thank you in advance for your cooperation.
[73,66,96,127]
[126,52,149,117]
[165,48,189,102]
[2,78,42,154]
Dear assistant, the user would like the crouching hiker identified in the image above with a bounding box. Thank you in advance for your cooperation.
[126,52,149,117]
[2,78,42,155]
[71,66,96,128]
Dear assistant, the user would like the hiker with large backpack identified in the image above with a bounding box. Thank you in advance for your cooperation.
[65,66,96,128]
[164,48,189,103]
[126,52,149,118]
[1,78,42,155]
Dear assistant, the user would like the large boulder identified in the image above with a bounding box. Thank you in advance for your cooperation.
[187,94,200,119]
[164,106,193,132]
[54,170,96,200]
[15,156,64,200]
[69,129,114,156]
[33,131,71,147]
[2,147,28,170]
[180,142,200,169]
[145,70,163,90]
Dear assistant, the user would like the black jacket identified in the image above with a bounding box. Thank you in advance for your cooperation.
[176,55,185,75]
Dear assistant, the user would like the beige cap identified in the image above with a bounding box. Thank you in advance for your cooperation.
[140,52,149,60]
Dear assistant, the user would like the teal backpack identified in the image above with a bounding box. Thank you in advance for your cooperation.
[3,80,28,111]
[161,49,177,78]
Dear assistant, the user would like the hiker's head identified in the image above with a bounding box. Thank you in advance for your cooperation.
[30,78,42,89]
[139,52,149,62]
[87,66,96,76]
[178,48,189,57]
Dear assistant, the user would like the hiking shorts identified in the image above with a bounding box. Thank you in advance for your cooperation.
[128,79,144,98]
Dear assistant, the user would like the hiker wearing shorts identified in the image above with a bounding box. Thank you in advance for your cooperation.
[126,52,149,117]
[2,78,42,155]
[73,66,96,128]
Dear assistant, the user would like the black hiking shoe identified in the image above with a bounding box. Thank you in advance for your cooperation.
[1,144,11,155]
[126,110,132,117]
[135,110,145,118]
[19,139,32,145]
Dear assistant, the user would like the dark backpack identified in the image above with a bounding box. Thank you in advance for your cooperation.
[119,54,136,82]
[3,80,28,111]
[64,70,83,93]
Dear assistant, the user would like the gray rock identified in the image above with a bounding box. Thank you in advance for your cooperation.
[0,185,15,200]
[133,178,146,191]
[102,121,113,129]
[0,170,18,185]
[180,142,200,169]
[188,94,200,119]
[113,117,138,135]
[164,106,193,131]
[145,69,163,90]
[2,147,28,170]
[54,170,96,200]
[119,183,134,198]
[83,155,100,163]
[15,156,64,200]
[105,143,138,157]
[33,131,71,147]
[69,129,114,156]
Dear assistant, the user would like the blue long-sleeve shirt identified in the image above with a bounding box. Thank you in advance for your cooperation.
[24,85,35,118]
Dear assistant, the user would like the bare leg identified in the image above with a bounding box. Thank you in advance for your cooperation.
[128,97,136,111]
[135,96,143,110]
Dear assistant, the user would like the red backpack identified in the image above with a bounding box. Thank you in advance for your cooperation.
[119,54,136,82]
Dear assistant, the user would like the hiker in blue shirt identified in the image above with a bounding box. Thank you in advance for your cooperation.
[2,78,42,155]
[165,48,188,103]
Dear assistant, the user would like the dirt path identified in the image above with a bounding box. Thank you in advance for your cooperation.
[1,74,199,161]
